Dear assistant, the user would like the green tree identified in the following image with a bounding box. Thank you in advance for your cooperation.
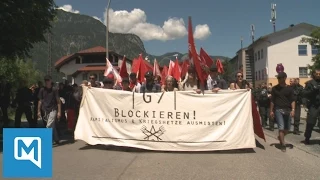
[0,58,42,89]
[301,28,320,70]
[0,0,56,59]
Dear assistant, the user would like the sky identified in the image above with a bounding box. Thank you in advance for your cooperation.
[54,0,320,58]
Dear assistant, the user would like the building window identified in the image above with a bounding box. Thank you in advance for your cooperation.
[254,53,257,61]
[261,49,264,59]
[299,67,308,78]
[82,73,88,80]
[262,69,264,80]
[258,71,261,80]
[312,45,319,55]
[298,45,307,56]
[258,51,260,60]
[75,57,81,64]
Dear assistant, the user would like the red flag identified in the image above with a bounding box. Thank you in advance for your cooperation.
[161,65,168,85]
[119,56,128,78]
[104,58,122,85]
[188,17,205,86]
[167,60,174,76]
[200,48,213,68]
[172,58,181,81]
[216,59,224,74]
[153,59,161,77]
[131,58,140,74]
[180,60,190,78]
[136,54,148,83]
[252,96,266,141]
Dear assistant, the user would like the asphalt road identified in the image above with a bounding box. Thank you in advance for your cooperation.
[1,127,320,180]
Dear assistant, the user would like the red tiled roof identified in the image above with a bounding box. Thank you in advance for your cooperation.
[71,65,120,77]
[54,46,111,68]
[78,65,106,71]
[55,54,73,67]
[78,46,107,54]
[77,65,119,72]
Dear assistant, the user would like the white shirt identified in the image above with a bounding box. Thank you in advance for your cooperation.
[207,75,219,90]
[133,82,141,93]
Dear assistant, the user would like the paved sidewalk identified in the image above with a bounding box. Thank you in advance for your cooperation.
[263,119,320,157]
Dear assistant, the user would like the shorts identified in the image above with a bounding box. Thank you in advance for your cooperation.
[275,109,291,130]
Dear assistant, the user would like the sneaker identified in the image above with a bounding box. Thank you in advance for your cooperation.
[53,140,60,145]
[281,145,286,152]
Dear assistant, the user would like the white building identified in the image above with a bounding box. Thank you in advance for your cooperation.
[230,23,319,87]
[54,46,132,84]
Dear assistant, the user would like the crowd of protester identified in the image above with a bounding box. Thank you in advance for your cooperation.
[0,65,319,151]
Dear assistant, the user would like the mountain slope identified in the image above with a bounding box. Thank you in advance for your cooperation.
[30,9,146,75]
[30,10,230,77]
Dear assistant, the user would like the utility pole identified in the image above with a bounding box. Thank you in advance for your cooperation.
[47,32,52,76]
[251,24,255,43]
[106,0,111,61]
[270,3,277,33]
[240,36,243,49]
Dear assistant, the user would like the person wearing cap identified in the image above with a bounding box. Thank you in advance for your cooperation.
[129,72,141,93]
[270,72,295,152]
[207,64,228,93]
[37,75,61,144]
[140,71,161,93]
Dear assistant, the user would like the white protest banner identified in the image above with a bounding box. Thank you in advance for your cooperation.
[75,88,256,151]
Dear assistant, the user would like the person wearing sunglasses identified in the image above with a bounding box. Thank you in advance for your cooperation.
[302,68,320,144]
[88,74,98,87]
[229,72,248,90]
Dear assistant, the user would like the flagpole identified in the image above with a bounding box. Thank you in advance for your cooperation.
[106,0,111,61]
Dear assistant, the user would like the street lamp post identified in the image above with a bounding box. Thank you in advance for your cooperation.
[106,0,111,61]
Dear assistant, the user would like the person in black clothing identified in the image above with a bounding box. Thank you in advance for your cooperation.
[12,79,35,128]
[292,78,304,134]
[58,82,67,123]
[270,72,295,152]
[302,69,320,144]
[65,84,81,132]
[33,81,43,125]
[257,82,271,128]
[140,71,161,93]
[0,75,12,128]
